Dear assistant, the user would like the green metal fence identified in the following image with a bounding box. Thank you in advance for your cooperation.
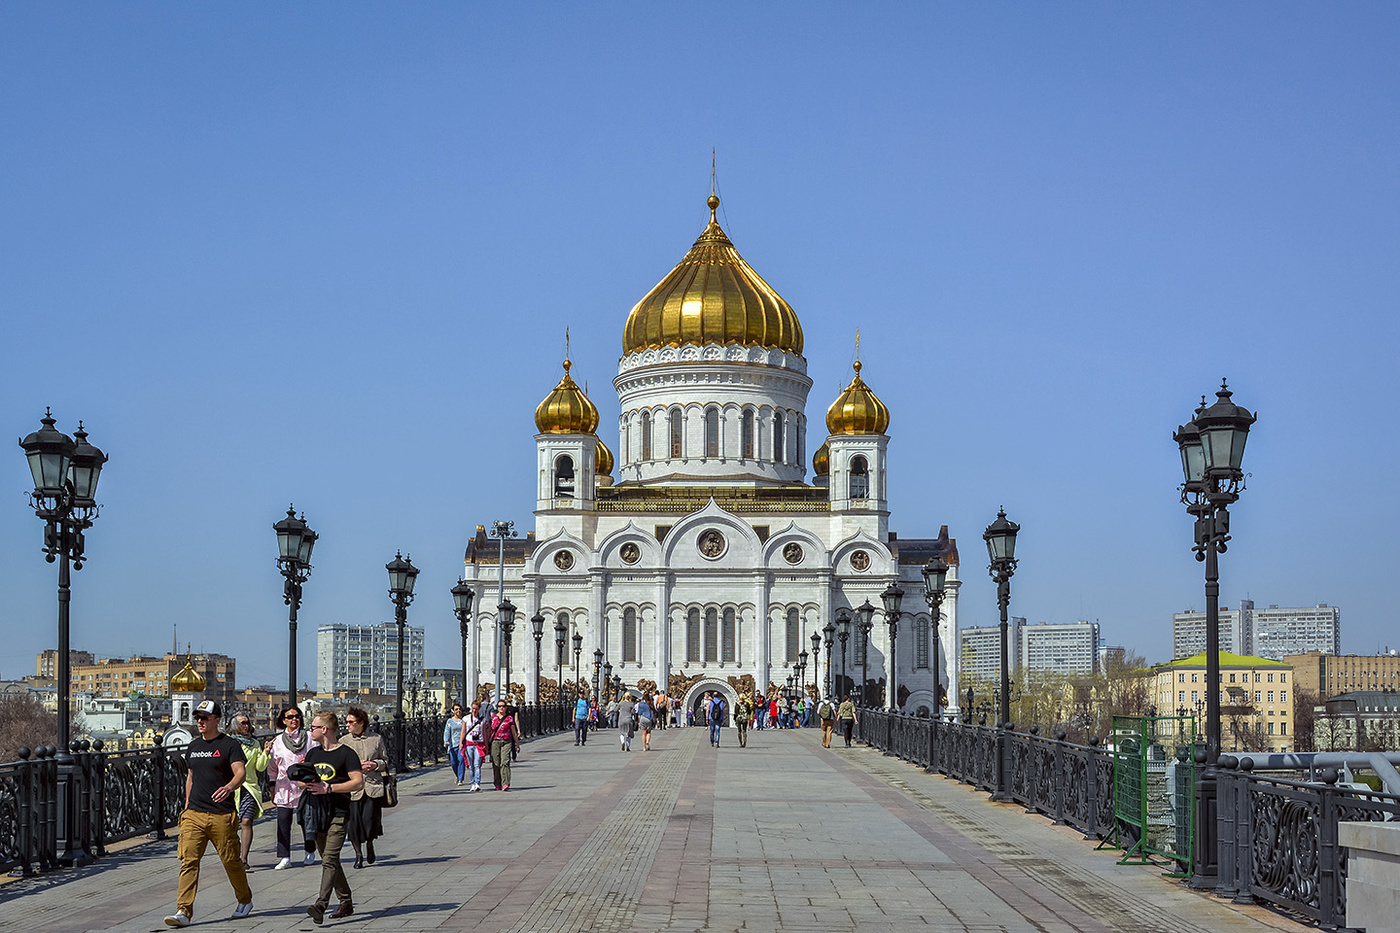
[1111,714,1195,871]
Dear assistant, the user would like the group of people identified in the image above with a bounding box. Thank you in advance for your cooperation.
[725,692,863,749]
[442,699,522,791]
[164,700,389,927]
[571,689,659,752]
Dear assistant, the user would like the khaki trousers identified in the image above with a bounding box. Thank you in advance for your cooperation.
[176,809,252,917]
[821,719,835,747]
[314,812,352,910]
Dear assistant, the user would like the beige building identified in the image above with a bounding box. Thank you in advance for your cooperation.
[61,651,237,708]
[1287,650,1400,700]
[1147,651,1294,753]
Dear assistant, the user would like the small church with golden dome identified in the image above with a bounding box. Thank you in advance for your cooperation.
[463,193,961,720]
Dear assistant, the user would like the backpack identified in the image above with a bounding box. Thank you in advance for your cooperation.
[818,701,834,720]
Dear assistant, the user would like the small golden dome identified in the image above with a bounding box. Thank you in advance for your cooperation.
[596,438,615,476]
[622,195,803,356]
[812,441,830,476]
[825,360,890,435]
[534,359,600,434]
[171,656,206,693]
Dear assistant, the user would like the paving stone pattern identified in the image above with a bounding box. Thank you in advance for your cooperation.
[0,728,1313,933]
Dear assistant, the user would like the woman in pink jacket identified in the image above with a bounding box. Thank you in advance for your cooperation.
[262,706,317,869]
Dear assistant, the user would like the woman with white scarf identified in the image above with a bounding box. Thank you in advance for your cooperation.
[263,705,317,869]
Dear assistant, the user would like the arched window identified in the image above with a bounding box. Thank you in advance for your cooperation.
[554,455,575,498]
[705,407,719,457]
[622,608,638,663]
[686,609,700,662]
[722,608,736,662]
[786,607,799,661]
[669,409,683,458]
[641,411,652,461]
[741,410,754,459]
[915,617,930,669]
[850,455,869,499]
[704,608,718,662]
[773,412,785,463]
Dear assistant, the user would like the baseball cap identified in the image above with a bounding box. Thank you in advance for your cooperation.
[195,700,222,718]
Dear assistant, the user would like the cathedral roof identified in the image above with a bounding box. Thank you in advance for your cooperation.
[812,441,830,476]
[622,195,803,357]
[825,360,890,435]
[596,438,614,476]
[534,359,600,434]
[170,655,206,693]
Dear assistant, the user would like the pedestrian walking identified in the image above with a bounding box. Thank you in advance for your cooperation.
[228,712,268,871]
[163,700,252,927]
[769,696,780,729]
[264,706,317,870]
[837,695,858,747]
[573,690,590,746]
[617,695,636,751]
[488,699,520,790]
[652,690,667,730]
[636,694,655,751]
[339,707,388,869]
[606,695,620,730]
[817,696,836,748]
[299,711,363,924]
[706,692,726,747]
[443,703,467,786]
[734,694,752,748]
[460,700,487,789]
[754,692,767,730]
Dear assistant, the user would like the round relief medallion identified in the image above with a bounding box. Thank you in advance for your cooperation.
[697,529,726,559]
[553,550,574,571]
[783,542,804,564]
[619,542,640,564]
[850,549,871,571]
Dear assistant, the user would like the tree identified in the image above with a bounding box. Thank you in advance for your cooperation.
[0,693,72,763]
[1292,688,1319,752]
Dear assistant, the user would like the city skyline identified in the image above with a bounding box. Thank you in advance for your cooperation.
[3,7,1397,688]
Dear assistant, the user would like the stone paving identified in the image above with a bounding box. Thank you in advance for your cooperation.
[0,726,1313,932]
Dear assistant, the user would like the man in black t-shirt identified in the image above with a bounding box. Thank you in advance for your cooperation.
[299,711,363,924]
[164,700,253,927]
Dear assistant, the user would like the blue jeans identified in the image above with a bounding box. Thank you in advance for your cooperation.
[464,744,483,786]
[575,718,588,745]
[709,719,721,746]
[448,746,466,781]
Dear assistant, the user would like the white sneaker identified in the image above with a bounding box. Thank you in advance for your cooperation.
[303,852,317,867]
[164,911,190,928]
[470,783,480,792]
[231,902,253,920]
[273,857,292,870]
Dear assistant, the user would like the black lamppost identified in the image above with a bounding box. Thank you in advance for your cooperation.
[921,557,948,717]
[593,648,603,703]
[573,631,583,694]
[836,611,851,698]
[1175,380,1256,889]
[856,600,875,706]
[554,616,568,703]
[530,612,545,703]
[499,598,517,705]
[20,411,106,867]
[611,674,622,703]
[603,662,614,701]
[386,551,419,772]
[881,582,904,712]
[274,506,317,710]
[809,630,821,696]
[822,622,835,697]
[452,579,475,707]
[984,508,1019,800]
[20,412,107,756]
[797,650,808,696]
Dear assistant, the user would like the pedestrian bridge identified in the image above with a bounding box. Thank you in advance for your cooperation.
[1,727,1308,933]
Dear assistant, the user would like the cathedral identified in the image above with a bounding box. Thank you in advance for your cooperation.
[462,193,960,722]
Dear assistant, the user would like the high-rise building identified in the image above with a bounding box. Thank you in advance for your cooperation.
[1172,602,1251,659]
[36,649,94,678]
[1019,621,1100,675]
[1252,604,1341,659]
[960,617,1022,689]
[316,622,425,695]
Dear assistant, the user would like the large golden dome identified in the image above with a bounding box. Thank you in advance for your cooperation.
[535,360,600,434]
[171,656,206,693]
[622,195,803,356]
[595,438,614,476]
[826,360,890,435]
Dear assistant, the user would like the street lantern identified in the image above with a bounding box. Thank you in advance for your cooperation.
[1194,381,1257,479]
[573,631,584,694]
[810,630,821,695]
[836,610,851,699]
[983,508,1019,565]
[821,621,835,697]
[499,598,517,703]
[856,600,875,705]
[593,648,603,700]
[67,424,107,508]
[554,616,568,702]
[603,661,613,699]
[273,506,317,710]
[386,550,419,771]
[984,508,1020,801]
[922,556,949,715]
[451,579,475,707]
[20,409,77,498]
[531,612,545,703]
[881,582,904,711]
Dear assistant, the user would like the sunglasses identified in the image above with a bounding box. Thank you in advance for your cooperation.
[194,714,212,721]
[284,715,301,721]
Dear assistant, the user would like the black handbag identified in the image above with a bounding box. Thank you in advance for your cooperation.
[382,772,399,808]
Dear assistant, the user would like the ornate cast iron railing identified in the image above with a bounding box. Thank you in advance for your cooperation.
[0,706,571,878]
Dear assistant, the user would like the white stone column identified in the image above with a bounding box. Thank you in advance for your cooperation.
[467,586,482,702]
[944,576,961,718]
[655,573,671,692]
[525,580,540,703]
[754,573,770,692]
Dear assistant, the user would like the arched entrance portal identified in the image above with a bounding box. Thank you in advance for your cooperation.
[681,680,738,728]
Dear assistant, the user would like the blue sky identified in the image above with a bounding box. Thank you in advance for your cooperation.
[3,5,1397,689]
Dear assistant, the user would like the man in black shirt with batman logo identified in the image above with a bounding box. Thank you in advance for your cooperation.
[298,710,363,924]
[164,700,253,927]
